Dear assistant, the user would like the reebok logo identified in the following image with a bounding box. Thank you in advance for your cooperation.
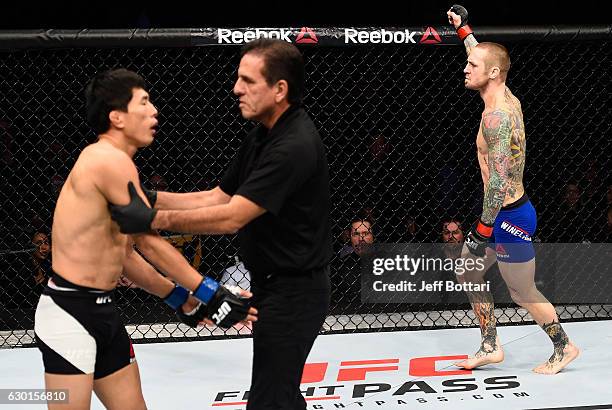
[500,221,532,241]
[217,29,292,44]
[212,301,232,324]
[96,296,112,304]
[496,244,509,259]
[345,29,417,44]
[295,27,318,44]
[419,26,442,44]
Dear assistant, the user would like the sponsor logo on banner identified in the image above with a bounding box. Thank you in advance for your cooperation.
[211,354,528,407]
[420,26,442,44]
[217,28,292,44]
[345,28,418,44]
[296,27,318,44]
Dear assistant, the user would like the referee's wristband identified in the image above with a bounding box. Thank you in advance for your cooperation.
[457,25,473,41]
[163,285,190,310]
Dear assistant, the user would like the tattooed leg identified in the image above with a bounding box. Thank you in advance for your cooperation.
[473,292,498,354]
[455,289,504,369]
[497,259,579,374]
[533,321,580,375]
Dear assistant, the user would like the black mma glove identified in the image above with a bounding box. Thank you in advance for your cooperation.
[465,219,493,257]
[141,183,157,208]
[175,302,208,328]
[450,4,473,40]
[193,277,250,329]
[163,284,208,328]
[109,182,157,234]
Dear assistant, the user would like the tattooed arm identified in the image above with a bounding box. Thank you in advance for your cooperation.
[463,34,479,56]
[477,129,490,190]
[481,110,513,225]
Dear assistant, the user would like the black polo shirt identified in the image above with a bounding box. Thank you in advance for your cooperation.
[219,105,332,277]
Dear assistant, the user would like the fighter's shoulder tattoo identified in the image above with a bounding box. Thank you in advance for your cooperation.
[481,109,512,146]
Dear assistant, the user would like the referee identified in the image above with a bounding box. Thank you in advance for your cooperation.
[110,38,333,409]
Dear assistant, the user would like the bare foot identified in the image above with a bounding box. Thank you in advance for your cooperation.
[533,342,580,375]
[456,337,505,369]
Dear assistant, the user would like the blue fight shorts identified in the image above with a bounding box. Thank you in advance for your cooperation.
[489,193,537,263]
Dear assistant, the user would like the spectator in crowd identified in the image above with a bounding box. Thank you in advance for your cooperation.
[441,219,464,243]
[31,231,51,287]
[332,214,376,313]
[349,217,375,257]
[336,207,376,258]
[441,218,464,259]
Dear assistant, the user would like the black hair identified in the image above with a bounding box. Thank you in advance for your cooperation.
[241,38,305,105]
[85,68,146,134]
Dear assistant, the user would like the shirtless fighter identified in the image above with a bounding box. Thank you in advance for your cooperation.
[34,68,256,409]
[446,5,579,374]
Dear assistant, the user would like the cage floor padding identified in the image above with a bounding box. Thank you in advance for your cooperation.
[1,320,610,409]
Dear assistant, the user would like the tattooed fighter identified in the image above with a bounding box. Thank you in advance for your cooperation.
[446,5,579,374]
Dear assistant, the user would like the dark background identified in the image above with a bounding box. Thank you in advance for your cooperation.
[1,0,610,29]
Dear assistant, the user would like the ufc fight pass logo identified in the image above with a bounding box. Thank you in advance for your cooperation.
[212,355,524,406]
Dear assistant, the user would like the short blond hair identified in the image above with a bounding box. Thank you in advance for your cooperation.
[476,42,511,80]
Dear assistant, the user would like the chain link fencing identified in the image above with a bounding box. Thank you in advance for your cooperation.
[1,28,610,347]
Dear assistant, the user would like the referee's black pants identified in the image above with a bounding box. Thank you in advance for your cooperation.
[246,266,330,410]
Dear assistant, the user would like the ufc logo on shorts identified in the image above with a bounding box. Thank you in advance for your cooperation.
[96,296,112,304]
[212,302,232,324]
